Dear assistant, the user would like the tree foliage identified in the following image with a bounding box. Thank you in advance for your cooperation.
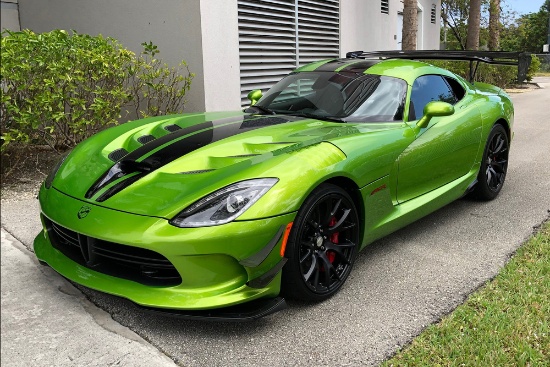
[501,0,550,53]
[443,0,550,53]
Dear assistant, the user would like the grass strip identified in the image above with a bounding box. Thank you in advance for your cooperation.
[383,220,550,367]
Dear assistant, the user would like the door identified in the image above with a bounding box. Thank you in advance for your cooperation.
[396,75,482,203]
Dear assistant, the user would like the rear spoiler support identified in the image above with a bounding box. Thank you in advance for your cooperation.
[345,50,532,83]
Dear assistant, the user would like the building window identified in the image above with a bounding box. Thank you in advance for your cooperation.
[381,0,389,14]
[238,0,340,105]
[431,4,437,24]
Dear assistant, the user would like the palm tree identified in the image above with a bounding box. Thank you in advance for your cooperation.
[402,0,418,50]
[489,0,501,50]
[466,0,482,50]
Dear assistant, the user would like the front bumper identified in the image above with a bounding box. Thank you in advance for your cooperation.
[34,187,296,312]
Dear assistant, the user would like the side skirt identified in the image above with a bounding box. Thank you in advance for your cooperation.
[361,168,479,247]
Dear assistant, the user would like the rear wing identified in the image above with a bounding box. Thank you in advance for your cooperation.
[345,50,532,83]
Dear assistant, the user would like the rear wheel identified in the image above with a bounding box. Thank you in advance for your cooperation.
[472,124,509,200]
[282,184,359,302]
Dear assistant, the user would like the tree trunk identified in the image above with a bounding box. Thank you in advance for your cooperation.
[466,0,482,50]
[402,0,418,50]
[488,0,501,50]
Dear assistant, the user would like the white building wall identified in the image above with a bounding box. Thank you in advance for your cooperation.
[17,0,208,112]
[199,0,241,112]
[1,0,21,31]
[341,0,440,55]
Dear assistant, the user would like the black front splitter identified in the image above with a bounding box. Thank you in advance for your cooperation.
[136,297,287,322]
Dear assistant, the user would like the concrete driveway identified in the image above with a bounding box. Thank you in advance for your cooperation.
[2,78,549,367]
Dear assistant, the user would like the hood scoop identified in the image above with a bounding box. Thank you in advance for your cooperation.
[87,115,294,202]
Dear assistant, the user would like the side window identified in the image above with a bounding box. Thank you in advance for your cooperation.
[409,75,458,120]
[444,76,466,101]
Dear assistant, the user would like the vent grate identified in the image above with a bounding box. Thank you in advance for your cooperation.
[431,4,437,24]
[46,218,181,286]
[164,124,181,132]
[137,135,156,144]
[238,0,340,106]
[381,0,389,14]
[108,148,129,162]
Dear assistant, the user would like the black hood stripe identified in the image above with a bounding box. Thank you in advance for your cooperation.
[87,115,300,201]
[313,59,381,73]
[338,60,380,73]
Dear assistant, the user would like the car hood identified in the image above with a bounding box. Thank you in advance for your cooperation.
[51,111,396,218]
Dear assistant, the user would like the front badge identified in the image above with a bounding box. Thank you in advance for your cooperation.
[77,206,91,219]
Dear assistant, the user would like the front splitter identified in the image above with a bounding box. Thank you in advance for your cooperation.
[136,297,287,322]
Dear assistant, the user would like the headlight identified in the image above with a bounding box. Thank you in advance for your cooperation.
[170,178,278,228]
[44,151,71,189]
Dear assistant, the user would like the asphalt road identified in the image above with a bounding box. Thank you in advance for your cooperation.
[2,78,549,366]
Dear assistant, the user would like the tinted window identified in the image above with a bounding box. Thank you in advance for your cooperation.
[444,76,466,101]
[257,72,407,122]
[409,75,457,120]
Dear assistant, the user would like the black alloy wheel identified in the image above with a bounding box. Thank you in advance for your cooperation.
[282,184,360,301]
[472,124,509,200]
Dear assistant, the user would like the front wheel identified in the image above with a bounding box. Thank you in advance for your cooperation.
[282,184,360,302]
[472,124,509,200]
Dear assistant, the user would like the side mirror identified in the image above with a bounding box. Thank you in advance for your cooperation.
[247,89,263,106]
[416,101,455,129]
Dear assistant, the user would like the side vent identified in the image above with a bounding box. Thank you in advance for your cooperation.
[227,154,260,158]
[137,135,156,144]
[179,169,216,174]
[108,148,129,162]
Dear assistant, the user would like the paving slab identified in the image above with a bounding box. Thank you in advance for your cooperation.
[0,229,177,367]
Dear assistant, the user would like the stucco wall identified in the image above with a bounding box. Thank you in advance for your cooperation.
[199,0,241,112]
[341,0,440,54]
[18,0,208,112]
[1,0,21,31]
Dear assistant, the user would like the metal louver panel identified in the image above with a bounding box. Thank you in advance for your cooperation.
[381,0,389,14]
[298,0,339,65]
[238,0,340,105]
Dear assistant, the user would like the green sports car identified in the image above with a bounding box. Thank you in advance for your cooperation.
[34,51,520,320]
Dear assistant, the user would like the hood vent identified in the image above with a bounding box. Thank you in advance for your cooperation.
[137,135,156,144]
[108,148,129,162]
[164,124,181,132]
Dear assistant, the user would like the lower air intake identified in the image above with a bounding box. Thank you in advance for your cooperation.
[45,217,181,287]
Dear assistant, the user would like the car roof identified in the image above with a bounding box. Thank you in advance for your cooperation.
[295,58,460,86]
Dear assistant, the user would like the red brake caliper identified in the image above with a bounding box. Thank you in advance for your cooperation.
[328,216,339,263]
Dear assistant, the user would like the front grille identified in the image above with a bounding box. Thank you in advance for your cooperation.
[46,218,181,286]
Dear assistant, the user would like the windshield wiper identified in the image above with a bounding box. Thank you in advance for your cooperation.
[290,112,345,123]
[246,105,276,115]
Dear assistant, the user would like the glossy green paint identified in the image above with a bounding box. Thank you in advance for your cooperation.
[247,89,262,105]
[416,101,455,128]
[34,57,515,311]
[36,187,293,309]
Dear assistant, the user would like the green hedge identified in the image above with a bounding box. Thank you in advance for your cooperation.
[1,30,193,152]
[427,55,541,88]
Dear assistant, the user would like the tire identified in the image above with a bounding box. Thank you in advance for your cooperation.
[472,124,509,200]
[282,183,360,302]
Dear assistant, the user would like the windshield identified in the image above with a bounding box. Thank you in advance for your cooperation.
[254,72,407,122]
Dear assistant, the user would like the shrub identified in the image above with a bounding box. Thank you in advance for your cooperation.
[128,41,193,118]
[0,30,194,153]
[427,54,541,88]
[527,54,541,80]
[1,30,133,151]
